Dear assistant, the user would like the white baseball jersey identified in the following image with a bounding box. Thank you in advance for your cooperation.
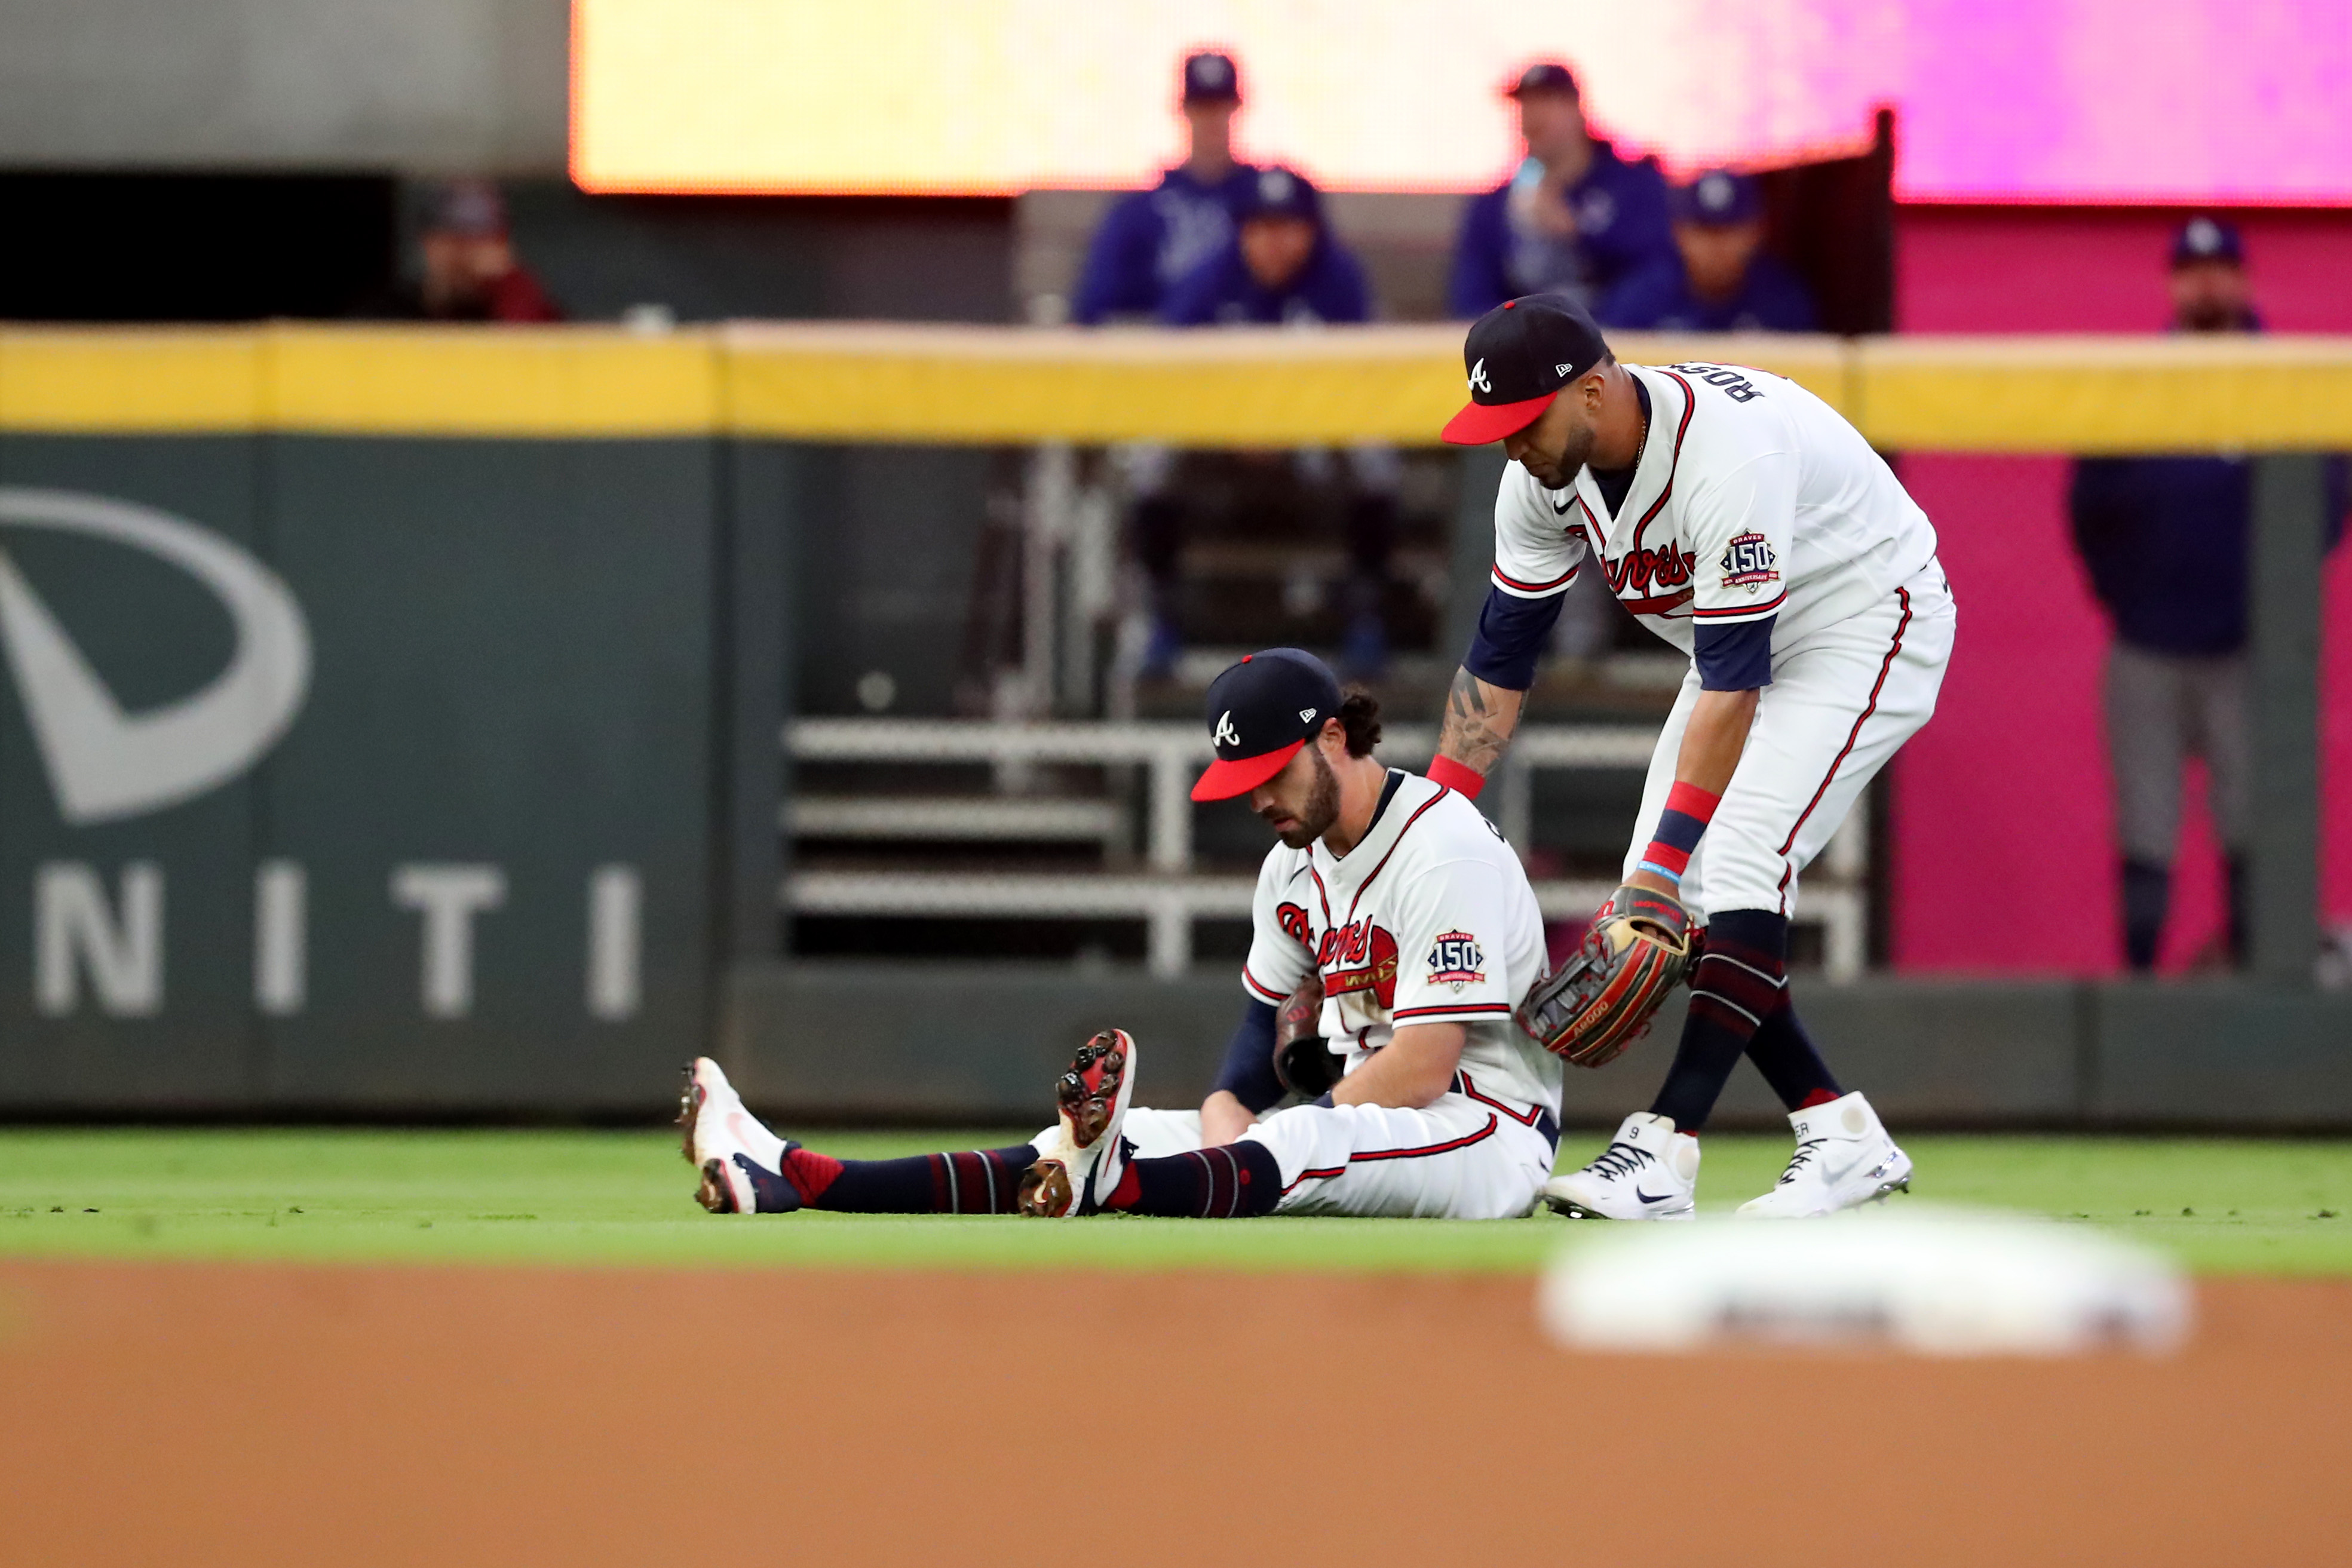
[1489,361,1940,653]
[1240,769,1559,1121]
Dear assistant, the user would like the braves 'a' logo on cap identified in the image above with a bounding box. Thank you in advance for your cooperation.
[1467,358,1492,394]
[1213,710,1240,748]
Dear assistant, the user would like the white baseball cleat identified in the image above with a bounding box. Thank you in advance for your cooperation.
[1543,1112,1700,1220]
[678,1057,801,1214]
[1018,1029,1137,1217]
[1738,1091,1912,1218]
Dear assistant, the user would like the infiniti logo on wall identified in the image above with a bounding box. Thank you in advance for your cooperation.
[0,488,311,824]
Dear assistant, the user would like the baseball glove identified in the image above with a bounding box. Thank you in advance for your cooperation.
[1270,972,1342,1097]
[1514,885,1694,1069]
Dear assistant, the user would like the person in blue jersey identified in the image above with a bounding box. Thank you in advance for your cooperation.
[1446,62,1675,320]
[2068,216,2347,971]
[1160,166,1373,327]
[1071,51,1260,325]
[1143,168,1400,677]
[1600,169,1817,333]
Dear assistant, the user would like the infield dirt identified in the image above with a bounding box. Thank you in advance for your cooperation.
[1,1262,2344,1566]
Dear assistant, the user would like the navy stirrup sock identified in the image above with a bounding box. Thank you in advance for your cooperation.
[1649,909,1789,1132]
[1111,1142,1283,1219]
[809,1144,1037,1214]
[1743,1004,1842,1112]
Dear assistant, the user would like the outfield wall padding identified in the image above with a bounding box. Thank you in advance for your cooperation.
[728,963,2351,1131]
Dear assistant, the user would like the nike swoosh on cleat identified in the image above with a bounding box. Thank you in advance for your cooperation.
[1635,1189,1676,1205]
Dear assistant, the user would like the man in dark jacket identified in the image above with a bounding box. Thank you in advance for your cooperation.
[2069,217,2345,969]
[1446,63,1674,319]
[1070,51,1259,325]
[1600,169,1816,333]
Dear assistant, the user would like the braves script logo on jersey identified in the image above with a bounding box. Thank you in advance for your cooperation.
[1597,541,1700,614]
[1425,931,1486,988]
[1320,920,1399,1009]
[1275,901,1313,947]
[1720,531,1781,590]
[1665,362,1765,403]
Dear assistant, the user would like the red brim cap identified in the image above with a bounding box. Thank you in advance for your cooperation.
[1440,391,1556,446]
[1190,739,1305,802]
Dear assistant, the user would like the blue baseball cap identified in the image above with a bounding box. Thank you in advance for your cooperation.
[1238,166,1321,224]
[1672,169,1762,227]
[1507,62,1580,99]
[1192,649,1344,801]
[2171,216,2244,268]
[1183,51,1241,105]
[1442,293,1612,446]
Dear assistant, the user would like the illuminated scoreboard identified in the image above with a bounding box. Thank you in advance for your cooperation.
[572,0,2352,205]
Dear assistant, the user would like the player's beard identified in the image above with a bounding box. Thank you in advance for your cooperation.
[1527,415,1599,489]
[1264,745,1342,849]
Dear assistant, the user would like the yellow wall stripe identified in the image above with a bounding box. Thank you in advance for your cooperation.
[3,323,2349,452]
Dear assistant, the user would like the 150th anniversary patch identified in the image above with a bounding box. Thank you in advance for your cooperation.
[1425,931,1486,987]
[1720,531,1781,590]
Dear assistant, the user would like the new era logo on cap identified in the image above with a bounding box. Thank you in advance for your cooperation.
[1440,294,1612,446]
[1191,649,1343,802]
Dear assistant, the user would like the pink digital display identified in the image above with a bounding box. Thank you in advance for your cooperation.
[1894,0,2352,204]
[574,0,2352,204]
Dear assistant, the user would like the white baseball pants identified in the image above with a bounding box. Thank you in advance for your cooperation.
[1088,1097,1554,1220]
[1626,563,1958,923]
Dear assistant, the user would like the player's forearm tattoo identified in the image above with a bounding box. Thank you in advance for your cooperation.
[1436,667,1519,775]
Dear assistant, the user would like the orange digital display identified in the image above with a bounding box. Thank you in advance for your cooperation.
[570,0,1893,197]
[574,1,2352,204]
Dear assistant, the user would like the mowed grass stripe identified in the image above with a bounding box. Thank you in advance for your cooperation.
[0,1129,2347,1275]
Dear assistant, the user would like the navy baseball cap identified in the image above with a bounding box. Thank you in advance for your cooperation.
[1441,294,1612,446]
[1183,51,1241,105]
[1238,166,1321,223]
[2171,215,2244,268]
[1672,169,1762,227]
[1191,648,1344,802]
[1507,62,1580,99]
[426,178,508,237]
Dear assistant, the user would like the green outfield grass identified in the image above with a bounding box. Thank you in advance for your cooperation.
[0,1128,2346,1275]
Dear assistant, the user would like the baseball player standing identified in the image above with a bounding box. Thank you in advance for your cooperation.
[1428,294,1957,1218]
[682,649,1564,1221]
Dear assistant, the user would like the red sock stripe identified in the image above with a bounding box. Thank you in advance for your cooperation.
[1688,992,1765,1033]
[784,1147,844,1205]
[1700,934,1783,974]
[1664,782,1722,821]
[1692,953,1785,1023]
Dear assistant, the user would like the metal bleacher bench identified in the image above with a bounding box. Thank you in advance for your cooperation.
[784,719,1868,980]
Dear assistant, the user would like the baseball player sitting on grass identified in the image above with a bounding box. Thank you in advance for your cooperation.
[1429,293,1957,1219]
[682,648,1568,1220]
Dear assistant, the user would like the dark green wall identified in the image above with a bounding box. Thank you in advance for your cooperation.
[0,434,763,1112]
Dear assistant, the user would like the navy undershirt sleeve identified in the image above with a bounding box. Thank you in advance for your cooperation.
[1464,585,1569,691]
[1210,998,1285,1113]
[1694,615,1776,691]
